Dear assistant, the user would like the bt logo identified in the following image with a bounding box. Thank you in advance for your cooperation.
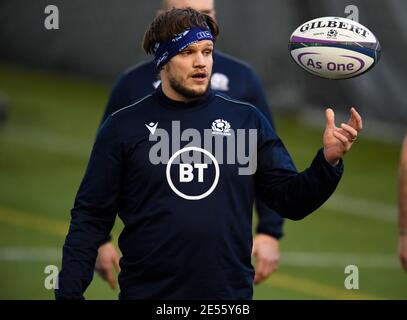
[166,147,219,200]
[179,163,208,182]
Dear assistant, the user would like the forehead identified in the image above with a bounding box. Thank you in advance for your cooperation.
[167,0,214,12]
[182,40,214,50]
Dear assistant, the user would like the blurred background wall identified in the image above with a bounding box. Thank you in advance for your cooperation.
[0,0,406,137]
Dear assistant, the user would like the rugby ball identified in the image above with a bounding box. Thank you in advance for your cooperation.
[289,16,381,79]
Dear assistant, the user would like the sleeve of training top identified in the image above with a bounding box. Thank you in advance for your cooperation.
[55,117,122,299]
[255,199,284,239]
[254,110,344,220]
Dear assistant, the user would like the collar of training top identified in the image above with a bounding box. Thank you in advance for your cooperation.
[155,84,215,111]
[153,27,214,69]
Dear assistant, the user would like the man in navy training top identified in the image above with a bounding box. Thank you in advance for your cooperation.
[95,0,284,289]
[56,7,362,299]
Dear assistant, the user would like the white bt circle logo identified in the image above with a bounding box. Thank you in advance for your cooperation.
[166,147,219,200]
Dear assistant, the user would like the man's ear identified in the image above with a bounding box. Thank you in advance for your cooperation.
[159,64,168,77]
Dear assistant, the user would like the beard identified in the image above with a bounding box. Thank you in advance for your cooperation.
[168,73,210,100]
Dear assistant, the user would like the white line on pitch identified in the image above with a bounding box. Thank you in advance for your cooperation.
[0,247,399,268]
[0,247,61,262]
[281,252,399,268]
[324,193,396,223]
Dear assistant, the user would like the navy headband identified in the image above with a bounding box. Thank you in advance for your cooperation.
[153,27,214,69]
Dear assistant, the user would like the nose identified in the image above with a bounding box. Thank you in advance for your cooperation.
[193,52,206,68]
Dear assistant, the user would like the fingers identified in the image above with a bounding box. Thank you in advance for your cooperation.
[333,130,352,151]
[340,123,358,142]
[96,262,117,289]
[252,235,280,284]
[254,258,276,285]
[114,255,121,273]
[325,108,335,130]
[95,244,120,290]
[106,255,121,289]
[253,251,279,285]
[105,268,116,289]
[348,107,363,131]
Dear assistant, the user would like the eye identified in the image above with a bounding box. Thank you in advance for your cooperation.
[181,50,192,55]
[203,49,213,56]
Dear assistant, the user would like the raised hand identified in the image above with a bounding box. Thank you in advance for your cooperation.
[323,107,363,166]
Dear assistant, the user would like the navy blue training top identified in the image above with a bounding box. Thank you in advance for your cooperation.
[101,51,283,239]
[56,87,343,300]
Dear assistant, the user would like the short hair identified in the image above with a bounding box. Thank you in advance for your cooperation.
[143,7,219,54]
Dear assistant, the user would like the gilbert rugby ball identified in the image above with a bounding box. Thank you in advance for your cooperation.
[289,16,381,79]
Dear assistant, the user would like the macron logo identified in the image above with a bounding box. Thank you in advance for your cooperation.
[145,122,158,135]
[152,80,161,89]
